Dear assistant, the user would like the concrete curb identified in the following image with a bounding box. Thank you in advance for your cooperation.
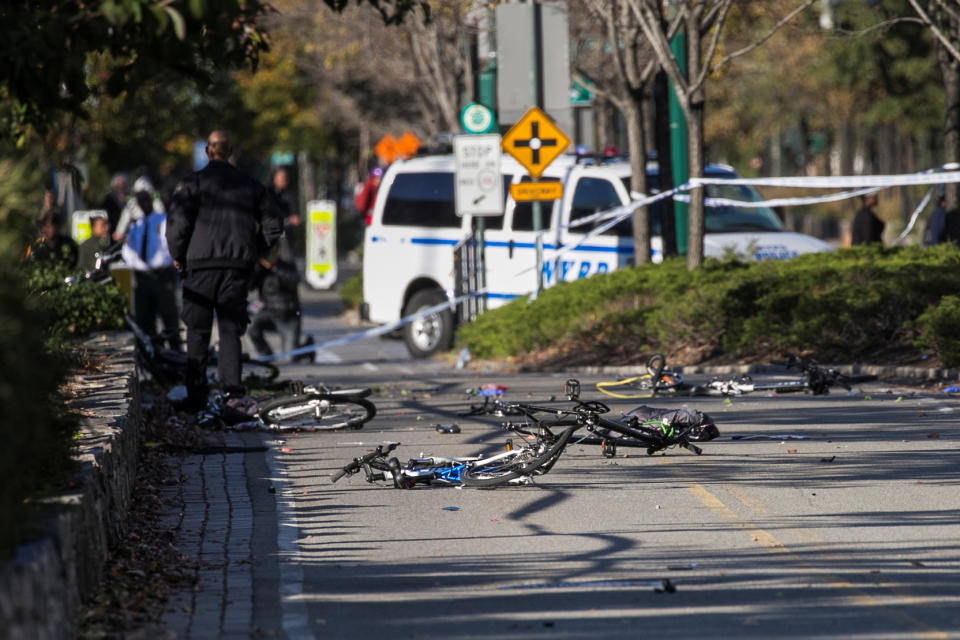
[0,332,141,640]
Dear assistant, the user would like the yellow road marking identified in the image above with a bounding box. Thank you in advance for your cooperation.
[664,459,949,638]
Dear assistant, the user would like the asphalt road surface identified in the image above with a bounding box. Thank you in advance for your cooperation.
[248,284,960,640]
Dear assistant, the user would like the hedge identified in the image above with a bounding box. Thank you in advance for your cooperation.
[457,244,960,366]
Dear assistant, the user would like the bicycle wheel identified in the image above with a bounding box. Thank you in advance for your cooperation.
[461,425,577,487]
[258,393,376,431]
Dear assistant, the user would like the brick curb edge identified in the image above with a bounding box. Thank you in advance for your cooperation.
[0,332,141,640]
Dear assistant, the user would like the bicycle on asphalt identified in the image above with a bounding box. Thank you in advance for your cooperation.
[596,353,877,398]
[126,314,280,388]
[332,379,715,489]
[256,380,376,431]
[595,353,688,399]
[691,355,878,396]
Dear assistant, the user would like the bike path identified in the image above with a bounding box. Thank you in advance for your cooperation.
[272,373,960,639]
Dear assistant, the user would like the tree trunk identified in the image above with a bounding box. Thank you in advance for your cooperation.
[938,42,960,210]
[624,98,650,264]
[654,69,676,257]
[685,9,705,270]
[686,100,705,269]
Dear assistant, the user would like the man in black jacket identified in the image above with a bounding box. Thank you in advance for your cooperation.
[167,130,284,410]
[851,193,884,245]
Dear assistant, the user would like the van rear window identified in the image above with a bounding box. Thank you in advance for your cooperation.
[382,172,461,228]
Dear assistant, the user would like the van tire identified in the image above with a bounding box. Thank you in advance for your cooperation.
[403,289,454,358]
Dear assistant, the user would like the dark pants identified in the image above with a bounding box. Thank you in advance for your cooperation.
[134,268,180,349]
[249,309,301,364]
[181,268,250,403]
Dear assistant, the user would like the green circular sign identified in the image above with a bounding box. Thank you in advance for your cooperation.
[460,102,495,134]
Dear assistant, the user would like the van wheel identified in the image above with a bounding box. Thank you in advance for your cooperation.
[403,289,454,358]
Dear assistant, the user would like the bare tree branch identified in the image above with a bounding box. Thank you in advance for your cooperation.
[695,0,733,90]
[708,0,817,77]
[907,0,960,63]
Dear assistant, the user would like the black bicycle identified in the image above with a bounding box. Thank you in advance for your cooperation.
[333,380,716,490]
[126,315,279,388]
[694,355,878,396]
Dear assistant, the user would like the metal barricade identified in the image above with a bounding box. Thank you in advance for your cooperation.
[453,231,486,323]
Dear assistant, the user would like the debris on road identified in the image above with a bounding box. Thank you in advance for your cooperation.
[466,383,508,397]
[435,423,461,434]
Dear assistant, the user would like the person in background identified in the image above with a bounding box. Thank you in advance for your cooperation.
[354,166,383,225]
[77,212,111,272]
[122,183,180,350]
[945,208,960,245]
[924,194,947,246]
[27,208,77,267]
[268,167,303,254]
[269,168,299,222]
[248,210,313,364]
[851,193,884,245]
[102,173,128,237]
[113,176,165,241]
[166,130,283,412]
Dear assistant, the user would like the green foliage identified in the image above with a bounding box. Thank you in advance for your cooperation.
[914,295,960,367]
[0,0,273,139]
[340,272,364,311]
[458,246,960,365]
[0,253,79,558]
[0,0,429,140]
[25,262,128,348]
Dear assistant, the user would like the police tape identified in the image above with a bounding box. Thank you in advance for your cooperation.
[559,163,960,250]
[252,289,486,363]
[255,164,960,363]
[895,186,935,243]
[673,185,882,208]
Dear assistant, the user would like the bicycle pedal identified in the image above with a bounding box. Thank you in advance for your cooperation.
[601,439,617,458]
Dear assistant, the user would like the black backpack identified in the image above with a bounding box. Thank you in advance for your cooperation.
[622,405,720,442]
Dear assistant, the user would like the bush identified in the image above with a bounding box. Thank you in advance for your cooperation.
[0,207,126,557]
[340,271,363,311]
[914,295,960,367]
[0,255,79,558]
[457,244,960,365]
[25,261,127,348]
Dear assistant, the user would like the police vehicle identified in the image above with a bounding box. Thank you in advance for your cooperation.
[362,154,833,358]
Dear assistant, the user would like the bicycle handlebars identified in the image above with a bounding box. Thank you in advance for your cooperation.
[331,442,400,483]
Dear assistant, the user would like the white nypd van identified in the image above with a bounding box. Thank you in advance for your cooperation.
[362,154,833,357]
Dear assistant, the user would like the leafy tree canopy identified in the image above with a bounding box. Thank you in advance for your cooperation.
[0,0,426,140]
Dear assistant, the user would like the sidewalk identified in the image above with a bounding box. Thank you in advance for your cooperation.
[158,431,283,639]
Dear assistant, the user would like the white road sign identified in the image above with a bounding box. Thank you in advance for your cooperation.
[305,200,338,289]
[453,134,503,217]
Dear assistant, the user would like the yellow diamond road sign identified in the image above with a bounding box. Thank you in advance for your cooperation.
[501,107,571,179]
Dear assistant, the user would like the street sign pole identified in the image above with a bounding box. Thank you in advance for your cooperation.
[501,107,570,298]
[530,0,545,294]
[454,134,504,312]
